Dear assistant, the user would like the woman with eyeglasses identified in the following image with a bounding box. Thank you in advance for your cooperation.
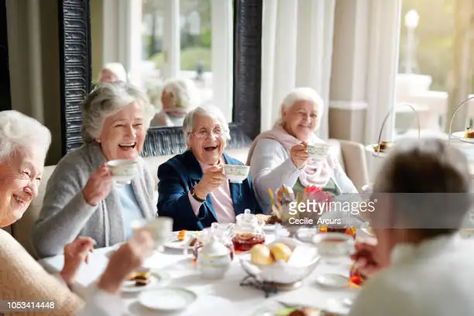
[157,106,261,230]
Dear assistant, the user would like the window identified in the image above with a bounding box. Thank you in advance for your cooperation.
[93,0,234,127]
[395,0,474,137]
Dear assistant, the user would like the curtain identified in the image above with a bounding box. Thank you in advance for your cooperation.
[261,0,336,139]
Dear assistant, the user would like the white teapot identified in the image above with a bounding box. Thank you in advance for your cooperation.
[197,236,231,279]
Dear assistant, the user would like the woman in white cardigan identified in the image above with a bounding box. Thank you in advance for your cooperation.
[0,110,154,316]
[248,87,357,212]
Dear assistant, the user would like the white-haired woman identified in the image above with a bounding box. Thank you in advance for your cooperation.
[152,78,196,126]
[98,62,127,83]
[158,106,261,230]
[33,82,157,257]
[0,110,154,315]
[248,87,357,211]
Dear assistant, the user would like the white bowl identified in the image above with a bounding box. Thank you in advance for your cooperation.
[312,232,354,257]
[240,238,320,285]
[223,164,250,183]
[106,159,138,183]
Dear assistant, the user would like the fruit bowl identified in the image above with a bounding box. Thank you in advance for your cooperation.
[239,238,320,285]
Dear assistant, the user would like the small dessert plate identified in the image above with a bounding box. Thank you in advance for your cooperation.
[138,287,197,312]
[315,273,349,289]
[121,271,170,293]
[164,231,199,250]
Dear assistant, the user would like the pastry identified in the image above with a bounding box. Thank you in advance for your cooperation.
[375,140,392,153]
[177,229,187,241]
[465,128,474,138]
[127,270,151,286]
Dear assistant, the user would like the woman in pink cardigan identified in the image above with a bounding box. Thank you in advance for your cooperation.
[0,110,154,315]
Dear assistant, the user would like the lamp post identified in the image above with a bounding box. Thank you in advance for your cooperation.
[404,9,420,74]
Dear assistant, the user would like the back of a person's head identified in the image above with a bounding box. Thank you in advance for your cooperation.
[373,138,471,236]
[0,110,51,163]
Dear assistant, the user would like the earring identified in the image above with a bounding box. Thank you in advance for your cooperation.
[96,138,101,143]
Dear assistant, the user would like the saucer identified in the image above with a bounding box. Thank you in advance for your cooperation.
[315,273,349,289]
[138,287,197,312]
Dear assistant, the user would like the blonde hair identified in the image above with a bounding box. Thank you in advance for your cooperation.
[162,78,196,109]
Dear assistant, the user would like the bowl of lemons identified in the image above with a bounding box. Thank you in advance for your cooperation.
[240,238,320,286]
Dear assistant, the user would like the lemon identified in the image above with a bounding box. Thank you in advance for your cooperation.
[270,243,292,262]
[250,244,274,265]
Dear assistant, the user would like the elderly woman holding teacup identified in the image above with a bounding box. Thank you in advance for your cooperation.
[33,82,157,257]
[0,110,154,315]
[158,106,262,231]
[349,138,474,316]
[248,87,357,211]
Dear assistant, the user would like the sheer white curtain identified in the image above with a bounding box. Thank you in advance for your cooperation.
[261,0,336,139]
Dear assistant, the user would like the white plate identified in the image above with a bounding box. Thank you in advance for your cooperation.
[452,131,474,143]
[263,224,276,232]
[315,273,349,289]
[164,231,199,250]
[121,271,170,293]
[138,287,197,312]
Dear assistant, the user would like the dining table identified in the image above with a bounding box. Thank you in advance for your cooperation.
[38,230,360,316]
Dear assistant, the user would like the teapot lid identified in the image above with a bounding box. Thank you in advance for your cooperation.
[200,236,229,256]
[236,209,257,225]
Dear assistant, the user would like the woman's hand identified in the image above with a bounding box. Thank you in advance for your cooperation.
[290,142,309,169]
[350,241,386,278]
[82,163,113,206]
[193,164,227,199]
[60,236,96,285]
[97,230,154,294]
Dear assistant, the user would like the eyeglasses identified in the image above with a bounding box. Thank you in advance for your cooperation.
[190,128,225,139]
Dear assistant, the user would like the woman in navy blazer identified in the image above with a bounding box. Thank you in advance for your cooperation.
[157,106,261,231]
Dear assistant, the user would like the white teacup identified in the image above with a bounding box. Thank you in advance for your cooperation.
[223,164,250,183]
[133,217,173,247]
[312,232,354,257]
[307,143,331,159]
[107,159,138,184]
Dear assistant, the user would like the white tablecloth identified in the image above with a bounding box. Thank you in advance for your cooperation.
[39,239,359,316]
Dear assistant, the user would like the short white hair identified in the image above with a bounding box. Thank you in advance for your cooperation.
[0,110,51,162]
[101,62,127,82]
[182,106,230,145]
[162,78,196,109]
[280,87,325,127]
[82,82,156,142]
